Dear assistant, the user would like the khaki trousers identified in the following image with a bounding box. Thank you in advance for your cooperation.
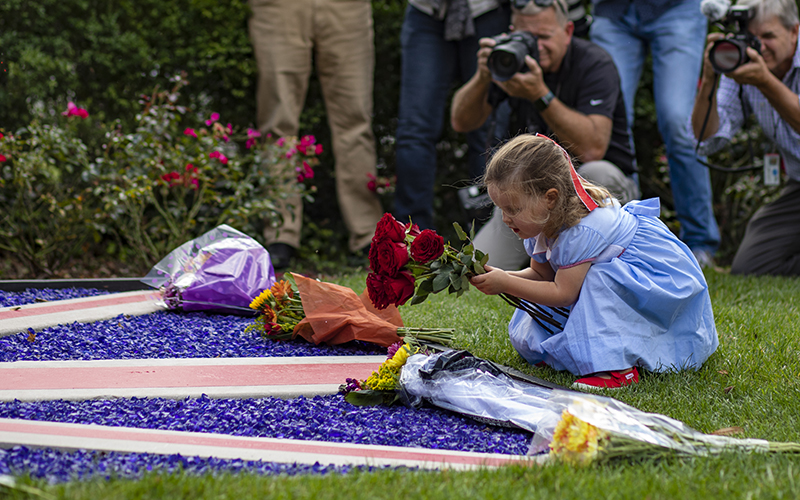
[249,0,382,251]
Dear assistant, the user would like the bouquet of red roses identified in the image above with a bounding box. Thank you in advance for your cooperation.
[366,214,568,333]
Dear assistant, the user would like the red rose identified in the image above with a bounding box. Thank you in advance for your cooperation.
[373,213,405,243]
[387,271,416,307]
[404,222,422,238]
[367,271,416,310]
[367,273,392,310]
[369,238,409,275]
[410,229,445,264]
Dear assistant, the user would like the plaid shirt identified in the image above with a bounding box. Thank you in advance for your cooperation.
[696,37,800,182]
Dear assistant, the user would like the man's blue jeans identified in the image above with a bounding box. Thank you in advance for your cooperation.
[590,0,720,252]
[394,5,510,230]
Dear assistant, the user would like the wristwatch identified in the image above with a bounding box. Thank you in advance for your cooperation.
[533,91,555,113]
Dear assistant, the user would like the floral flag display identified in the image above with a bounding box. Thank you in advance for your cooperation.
[342,349,800,464]
[247,273,454,348]
[142,224,276,314]
[366,213,569,333]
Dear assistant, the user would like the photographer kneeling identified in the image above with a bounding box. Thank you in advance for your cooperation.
[451,0,638,270]
[691,0,800,276]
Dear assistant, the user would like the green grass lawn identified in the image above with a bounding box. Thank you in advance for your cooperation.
[4,269,800,499]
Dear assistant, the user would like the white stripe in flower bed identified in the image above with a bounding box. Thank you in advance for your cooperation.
[0,356,386,401]
[0,290,164,337]
[0,418,544,470]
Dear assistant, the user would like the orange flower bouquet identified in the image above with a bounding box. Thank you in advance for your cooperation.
[246,273,453,347]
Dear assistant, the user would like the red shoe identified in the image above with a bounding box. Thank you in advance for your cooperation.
[572,368,639,390]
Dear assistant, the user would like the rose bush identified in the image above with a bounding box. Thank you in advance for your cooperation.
[93,75,319,269]
[0,109,99,276]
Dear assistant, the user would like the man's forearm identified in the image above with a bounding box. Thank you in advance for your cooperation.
[539,99,611,162]
[451,74,494,133]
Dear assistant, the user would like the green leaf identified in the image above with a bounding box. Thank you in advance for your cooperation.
[410,294,430,305]
[469,221,476,241]
[433,272,451,293]
[460,274,470,291]
[417,277,434,295]
[453,221,468,241]
[449,271,461,289]
[345,390,389,406]
[430,260,442,270]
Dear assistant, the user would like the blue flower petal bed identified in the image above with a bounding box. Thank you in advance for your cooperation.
[0,395,530,483]
[0,287,111,308]
[0,288,531,482]
[0,446,393,483]
[0,311,386,361]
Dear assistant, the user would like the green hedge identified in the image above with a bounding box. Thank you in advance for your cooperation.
[0,0,256,130]
[0,0,779,275]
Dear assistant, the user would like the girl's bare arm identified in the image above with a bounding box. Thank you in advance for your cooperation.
[471,262,590,308]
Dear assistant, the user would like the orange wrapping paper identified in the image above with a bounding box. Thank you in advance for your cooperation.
[291,273,404,347]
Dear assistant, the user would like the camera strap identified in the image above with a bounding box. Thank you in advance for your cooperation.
[695,73,761,173]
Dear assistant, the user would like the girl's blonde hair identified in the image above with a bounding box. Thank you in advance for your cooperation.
[483,134,612,239]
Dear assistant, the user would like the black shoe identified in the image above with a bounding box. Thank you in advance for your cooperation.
[267,243,295,270]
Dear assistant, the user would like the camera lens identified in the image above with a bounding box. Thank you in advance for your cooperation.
[710,39,745,73]
[488,47,524,82]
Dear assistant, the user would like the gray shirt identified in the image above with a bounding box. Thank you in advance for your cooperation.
[408,0,500,19]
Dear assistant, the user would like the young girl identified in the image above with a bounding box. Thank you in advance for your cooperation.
[470,134,718,389]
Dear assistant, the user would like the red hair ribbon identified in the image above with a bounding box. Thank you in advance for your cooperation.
[534,133,598,212]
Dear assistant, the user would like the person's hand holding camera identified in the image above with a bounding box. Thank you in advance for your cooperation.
[494,55,549,103]
[727,46,770,86]
[701,32,726,84]
[703,32,770,88]
[476,37,499,82]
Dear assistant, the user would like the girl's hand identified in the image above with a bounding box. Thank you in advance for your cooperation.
[469,265,509,295]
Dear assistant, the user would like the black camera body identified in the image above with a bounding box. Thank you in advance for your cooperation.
[487,31,539,82]
[708,5,762,73]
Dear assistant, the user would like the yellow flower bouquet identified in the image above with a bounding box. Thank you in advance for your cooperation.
[539,392,800,465]
[341,342,420,406]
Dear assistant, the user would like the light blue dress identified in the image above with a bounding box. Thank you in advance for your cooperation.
[508,198,719,376]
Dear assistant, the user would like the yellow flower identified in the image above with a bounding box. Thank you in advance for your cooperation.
[385,343,417,369]
[550,410,608,465]
[249,289,272,310]
[363,343,418,391]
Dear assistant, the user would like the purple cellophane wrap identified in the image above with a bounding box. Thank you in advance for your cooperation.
[141,225,276,314]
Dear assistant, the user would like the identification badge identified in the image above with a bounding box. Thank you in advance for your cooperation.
[764,153,781,186]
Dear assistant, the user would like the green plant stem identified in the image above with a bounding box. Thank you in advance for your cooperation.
[397,327,454,346]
